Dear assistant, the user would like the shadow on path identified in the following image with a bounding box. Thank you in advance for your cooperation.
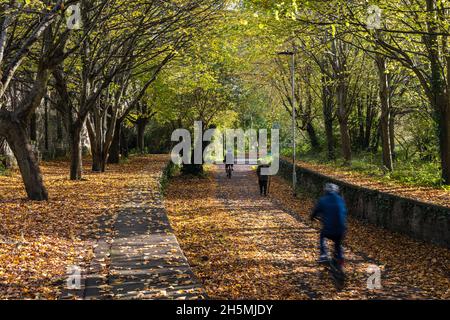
[214,164,432,299]
[63,168,205,300]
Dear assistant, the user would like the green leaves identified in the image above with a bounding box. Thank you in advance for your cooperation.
[331,24,337,37]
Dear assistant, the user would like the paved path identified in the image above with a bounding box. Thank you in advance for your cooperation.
[64,163,438,300]
[214,164,431,299]
[64,169,205,300]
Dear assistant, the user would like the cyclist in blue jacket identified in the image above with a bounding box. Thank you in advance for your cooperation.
[311,183,348,266]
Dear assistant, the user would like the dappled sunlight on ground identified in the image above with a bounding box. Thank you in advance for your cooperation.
[0,155,168,299]
[166,164,450,300]
[269,175,450,299]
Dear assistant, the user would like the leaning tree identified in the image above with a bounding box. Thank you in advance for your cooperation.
[0,0,79,200]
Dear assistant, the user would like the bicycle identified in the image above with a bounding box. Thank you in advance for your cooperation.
[312,217,346,290]
[319,256,346,290]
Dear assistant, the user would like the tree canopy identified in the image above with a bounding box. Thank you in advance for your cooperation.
[1,0,450,200]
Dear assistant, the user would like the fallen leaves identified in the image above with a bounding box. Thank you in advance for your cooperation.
[0,154,169,299]
[166,164,450,300]
[293,159,450,208]
[269,174,450,299]
[165,166,321,299]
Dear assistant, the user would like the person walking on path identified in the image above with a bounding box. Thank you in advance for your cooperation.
[224,149,234,176]
[256,163,270,196]
[310,183,348,267]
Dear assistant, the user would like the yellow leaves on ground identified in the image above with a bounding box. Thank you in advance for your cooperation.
[0,155,168,299]
[269,176,450,299]
[165,173,279,299]
[294,160,450,208]
[166,165,450,300]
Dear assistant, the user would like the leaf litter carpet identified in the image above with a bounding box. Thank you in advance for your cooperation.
[165,164,450,300]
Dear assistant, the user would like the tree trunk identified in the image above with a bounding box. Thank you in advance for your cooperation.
[89,128,102,172]
[371,122,381,153]
[70,126,83,180]
[6,123,48,200]
[121,128,129,158]
[306,122,320,150]
[44,98,49,151]
[364,100,375,150]
[108,122,121,164]
[29,112,37,142]
[425,0,450,183]
[375,54,393,171]
[440,107,450,184]
[325,118,335,160]
[91,148,107,172]
[91,150,102,172]
[357,100,365,150]
[436,95,450,184]
[389,112,396,159]
[136,119,147,153]
[57,112,64,141]
[0,137,6,166]
[338,118,352,165]
[337,81,352,165]
[322,74,335,160]
[87,112,103,172]
[92,152,107,173]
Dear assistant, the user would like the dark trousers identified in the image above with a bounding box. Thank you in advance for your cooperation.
[259,180,268,195]
[320,232,344,262]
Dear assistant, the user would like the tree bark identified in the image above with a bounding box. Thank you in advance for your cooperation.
[121,127,129,158]
[6,122,48,200]
[435,94,450,184]
[0,137,6,165]
[338,117,352,165]
[375,54,393,171]
[69,125,83,180]
[371,122,381,153]
[389,111,396,159]
[0,31,53,200]
[44,98,49,151]
[108,122,121,164]
[306,122,320,150]
[136,119,148,153]
[325,117,335,160]
[364,99,375,150]
[357,100,365,150]
[321,73,335,160]
[29,112,37,142]
[440,106,450,184]
[330,37,352,165]
[337,81,352,165]
[425,0,450,183]
[91,150,102,172]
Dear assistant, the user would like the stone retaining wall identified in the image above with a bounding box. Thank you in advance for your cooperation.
[278,159,450,248]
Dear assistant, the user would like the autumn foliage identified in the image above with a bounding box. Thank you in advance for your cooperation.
[165,165,450,300]
[0,155,168,299]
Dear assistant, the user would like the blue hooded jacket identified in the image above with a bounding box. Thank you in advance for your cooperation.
[311,192,348,236]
